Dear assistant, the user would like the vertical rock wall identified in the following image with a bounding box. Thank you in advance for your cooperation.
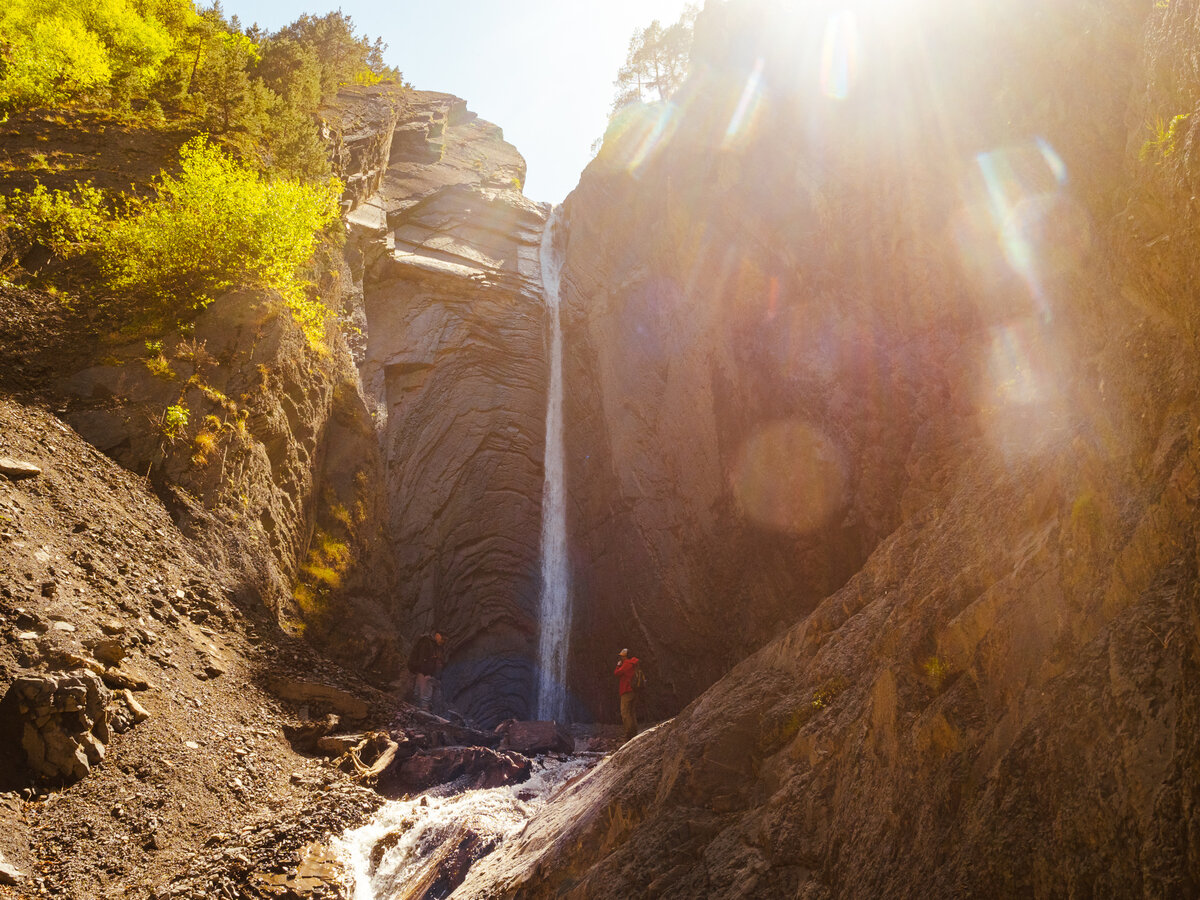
[461,0,1200,896]
[347,91,550,726]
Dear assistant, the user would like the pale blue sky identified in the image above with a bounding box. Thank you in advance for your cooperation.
[223,0,695,202]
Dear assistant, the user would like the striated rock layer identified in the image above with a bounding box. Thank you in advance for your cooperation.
[459,0,1200,895]
[344,90,550,726]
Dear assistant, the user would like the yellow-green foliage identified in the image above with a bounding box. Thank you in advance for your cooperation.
[763,676,849,753]
[0,0,186,110]
[143,339,175,378]
[0,181,105,258]
[101,137,342,323]
[300,529,350,589]
[329,501,354,530]
[1140,113,1191,163]
[190,428,217,466]
[160,402,188,439]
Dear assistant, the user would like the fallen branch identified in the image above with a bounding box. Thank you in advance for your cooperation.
[336,731,399,781]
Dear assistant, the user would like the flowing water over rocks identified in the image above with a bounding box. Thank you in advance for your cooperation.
[335,753,601,900]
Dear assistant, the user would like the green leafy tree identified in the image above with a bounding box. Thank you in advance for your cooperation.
[258,102,332,182]
[0,181,106,271]
[101,136,342,319]
[256,36,322,109]
[612,4,699,111]
[78,0,174,101]
[0,0,179,110]
[0,14,112,109]
[253,36,330,180]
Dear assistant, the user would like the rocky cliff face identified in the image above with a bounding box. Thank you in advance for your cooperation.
[341,90,550,726]
[1,87,554,718]
[2,261,399,679]
[458,0,1200,895]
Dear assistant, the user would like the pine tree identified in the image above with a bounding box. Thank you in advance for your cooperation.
[612,4,699,112]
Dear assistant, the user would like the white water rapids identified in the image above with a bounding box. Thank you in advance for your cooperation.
[334,754,599,899]
[534,206,571,722]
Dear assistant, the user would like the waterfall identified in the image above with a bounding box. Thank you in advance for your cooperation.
[535,206,571,722]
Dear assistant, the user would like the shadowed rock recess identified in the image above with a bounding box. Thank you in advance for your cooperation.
[338,89,550,726]
[456,0,1200,896]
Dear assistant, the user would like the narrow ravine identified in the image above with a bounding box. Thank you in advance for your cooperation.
[534,206,571,722]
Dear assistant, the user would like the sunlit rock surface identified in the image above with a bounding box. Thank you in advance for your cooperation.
[557,2,988,721]
[458,0,1200,895]
[347,90,549,726]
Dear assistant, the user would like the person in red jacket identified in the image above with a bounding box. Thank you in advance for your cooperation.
[614,648,640,741]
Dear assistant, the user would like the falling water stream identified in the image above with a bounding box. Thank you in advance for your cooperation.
[534,206,571,722]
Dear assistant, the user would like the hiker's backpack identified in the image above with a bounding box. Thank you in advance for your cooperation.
[632,664,647,692]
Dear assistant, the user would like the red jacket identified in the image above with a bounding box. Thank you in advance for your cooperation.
[614,657,640,695]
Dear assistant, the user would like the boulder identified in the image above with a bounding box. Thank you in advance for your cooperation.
[0,457,40,480]
[267,677,369,720]
[0,670,111,784]
[0,857,24,886]
[315,733,365,756]
[87,638,125,667]
[380,746,530,796]
[282,713,341,752]
[495,720,574,755]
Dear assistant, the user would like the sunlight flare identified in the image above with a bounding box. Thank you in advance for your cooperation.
[731,420,846,534]
[820,10,861,100]
[724,57,766,147]
[602,100,683,175]
[972,139,1073,321]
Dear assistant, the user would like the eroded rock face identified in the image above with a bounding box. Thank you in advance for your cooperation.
[350,91,549,727]
[458,0,1200,896]
[53,282,398,677]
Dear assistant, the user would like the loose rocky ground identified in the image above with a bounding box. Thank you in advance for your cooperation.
[0,395,401,898]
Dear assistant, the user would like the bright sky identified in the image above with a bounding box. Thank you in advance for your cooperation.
[223,0,695,202]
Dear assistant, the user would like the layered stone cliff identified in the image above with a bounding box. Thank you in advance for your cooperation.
[458,0,1200,894]
[340,89,550,726]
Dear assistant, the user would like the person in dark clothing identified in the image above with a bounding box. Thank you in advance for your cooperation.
[408,631,445,712]
[614,648,640,740]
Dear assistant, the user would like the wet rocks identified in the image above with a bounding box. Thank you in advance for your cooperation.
[381,746,531,796]
[0,670,111,783]
[495,719,574,755]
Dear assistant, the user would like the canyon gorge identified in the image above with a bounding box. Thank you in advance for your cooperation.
[2,0,1200,896]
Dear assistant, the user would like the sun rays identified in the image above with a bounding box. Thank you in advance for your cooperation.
[592,0,1106,530]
